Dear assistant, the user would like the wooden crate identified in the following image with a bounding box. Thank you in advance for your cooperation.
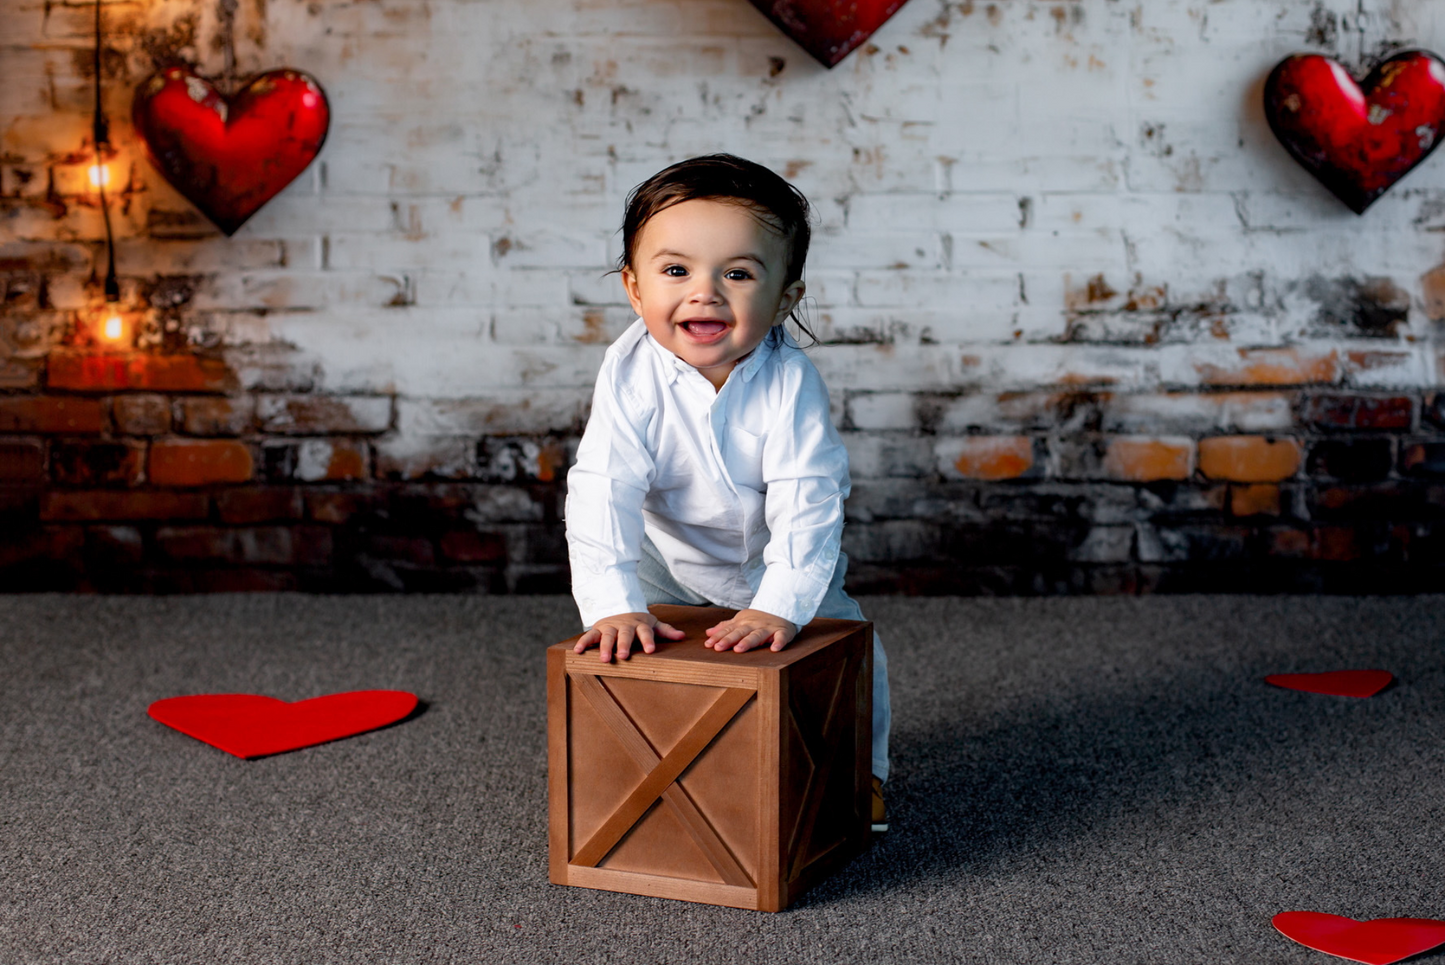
[547,604,873,911]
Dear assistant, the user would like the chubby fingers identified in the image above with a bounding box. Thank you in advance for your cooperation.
[705,624,777,653]
[573,627,600,654]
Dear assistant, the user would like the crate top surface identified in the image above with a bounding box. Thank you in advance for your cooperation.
[551,604,869,674]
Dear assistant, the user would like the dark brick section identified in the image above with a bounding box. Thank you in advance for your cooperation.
[1303,394,1414,431]
[1306,439,1394,482]
[1401,442,1445,478]
[2,375,1445,594]
[1,482,567,594]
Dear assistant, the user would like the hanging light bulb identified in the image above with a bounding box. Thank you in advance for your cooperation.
[88,162,111,189]
[102,313,124,342]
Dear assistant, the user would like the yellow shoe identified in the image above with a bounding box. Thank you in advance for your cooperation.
[871,776,888,832]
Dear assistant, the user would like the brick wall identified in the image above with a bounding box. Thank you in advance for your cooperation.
[3,0,1445,593]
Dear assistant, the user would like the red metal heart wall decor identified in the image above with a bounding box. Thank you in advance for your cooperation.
[746,0,914,68]
[1263,50,1445,214]
[132,66,330,235]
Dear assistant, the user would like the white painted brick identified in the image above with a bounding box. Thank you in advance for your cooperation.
[395,391,590,437]
[856,270,1019,313]
[5,0,1442,468]
[491,306,636,346]
[848,392,916,431]
[192,273,418,312]
[806,229,944,270]
[809,343,963,390]
[847,193,1024,235]
[412,271,500,308]
[961,343,1153,392]
[1105,392,1297,433]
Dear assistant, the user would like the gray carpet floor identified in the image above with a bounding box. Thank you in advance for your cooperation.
[1,594,1442,964]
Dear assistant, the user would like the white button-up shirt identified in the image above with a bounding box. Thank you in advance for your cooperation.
[565,318,849,629]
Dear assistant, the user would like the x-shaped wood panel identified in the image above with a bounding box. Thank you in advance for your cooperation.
[786,645,864,879]
[568,673,755,887]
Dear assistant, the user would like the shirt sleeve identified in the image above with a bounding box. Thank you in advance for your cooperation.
[749,359,850,628]
[564,365,656,628]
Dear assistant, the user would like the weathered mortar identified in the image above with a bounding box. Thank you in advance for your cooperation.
[2,0,1445,594]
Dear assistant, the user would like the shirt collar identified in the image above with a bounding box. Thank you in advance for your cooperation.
[640,320,785,387]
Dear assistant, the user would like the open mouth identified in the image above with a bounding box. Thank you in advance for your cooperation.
[680,320,729,338]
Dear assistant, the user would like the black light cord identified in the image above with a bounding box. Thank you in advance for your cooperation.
[93,0,119,302]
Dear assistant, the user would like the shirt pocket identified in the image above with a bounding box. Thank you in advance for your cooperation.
[723,425,766,492]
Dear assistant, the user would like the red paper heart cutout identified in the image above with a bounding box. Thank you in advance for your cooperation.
[746,0,915,68]
[1274,912,1445,965]
[148,690,418,758]
[1264,50,1445,213]
[1265,669,1394,698]
[132,67,330,235]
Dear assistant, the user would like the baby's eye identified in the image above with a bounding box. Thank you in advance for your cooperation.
[725,269,752,281]
[663,265,687,277]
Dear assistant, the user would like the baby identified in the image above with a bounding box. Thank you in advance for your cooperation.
[564,153,891,829]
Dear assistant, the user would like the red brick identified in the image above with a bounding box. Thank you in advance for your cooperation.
[40,490,210,521]
[1268,527,1313,557]
[1303,394,1414,431]
[0,397,104,433]
[155,526,297,565]
[1195,348,1339,387]
[1423,263,1445,320]
[293,439,369,482]
[50,440,146,487]
[216,487,305,523]
[112,394,173,435]
[1229,484,1280,517]
[946,436,1035,480]
[180,397,253,436]
[256,395,391,434]
[47,353,238,393]
[154,526,231,561]
[1314,526,1361,562]
[0,360,40,390]
[0,440,45,482]
[536,441,567,483]
[1198,436,1302,482]
[149,439,254,486]
[1101,437,1193,482]
[439,529,506,563]
[0,526,84,568]
[320,442,368,481]
[306,491,376,524]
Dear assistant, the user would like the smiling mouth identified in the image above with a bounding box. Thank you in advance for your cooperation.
[680,320,729,337]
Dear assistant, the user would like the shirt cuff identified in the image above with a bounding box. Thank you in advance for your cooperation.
[749,563,832,630]
[573,565,650,628]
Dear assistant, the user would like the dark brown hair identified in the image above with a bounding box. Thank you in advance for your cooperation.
[609,153,817,344]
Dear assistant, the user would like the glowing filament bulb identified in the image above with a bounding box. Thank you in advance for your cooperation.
[89,164,110,189]
[102,315,123,341]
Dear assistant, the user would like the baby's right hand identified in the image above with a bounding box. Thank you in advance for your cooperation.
[573,612,687,663]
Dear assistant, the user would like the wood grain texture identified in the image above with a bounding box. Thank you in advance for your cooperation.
[568,674,754,886]
[546,648,569,885]
[548,606,873,911]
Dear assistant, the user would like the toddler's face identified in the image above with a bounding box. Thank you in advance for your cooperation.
[622,198,804,391]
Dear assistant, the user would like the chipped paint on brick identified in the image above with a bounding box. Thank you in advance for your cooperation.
[2,0,1444,591]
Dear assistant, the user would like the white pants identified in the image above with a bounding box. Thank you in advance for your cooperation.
[637,535,891,782]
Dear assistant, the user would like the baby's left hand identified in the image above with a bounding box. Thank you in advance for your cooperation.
[704,609,798,653]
